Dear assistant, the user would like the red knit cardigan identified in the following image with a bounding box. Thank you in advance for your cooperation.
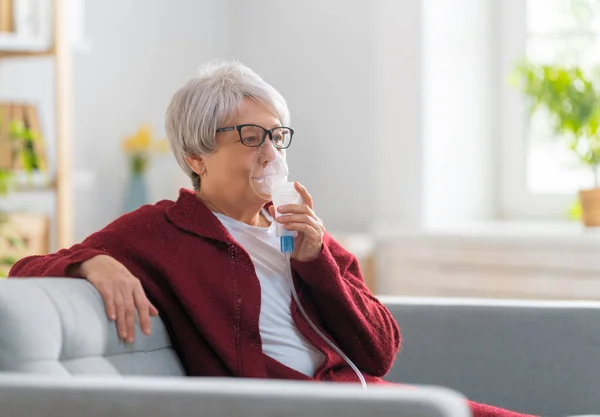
[9,189,535,417]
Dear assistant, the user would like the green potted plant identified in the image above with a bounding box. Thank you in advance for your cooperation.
[0,116,42,276]
[9,120,45,186]
[511,62,600,227]
[0,169,15,277]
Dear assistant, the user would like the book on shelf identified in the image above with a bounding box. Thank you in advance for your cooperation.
[10,102,23,170]
[0,0,14,33]
[0,102,10,168]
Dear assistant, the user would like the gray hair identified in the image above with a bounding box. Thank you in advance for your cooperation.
[165,60,290,191]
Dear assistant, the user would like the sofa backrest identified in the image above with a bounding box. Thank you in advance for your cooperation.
[381,296,600,417]
[0,278,185,376]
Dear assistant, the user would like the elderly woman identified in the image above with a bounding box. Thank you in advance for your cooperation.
[10,61,533,417]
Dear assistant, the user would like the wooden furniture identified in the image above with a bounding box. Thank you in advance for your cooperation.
[0,0,73,250]
[331,232,377,293]
[0,212,49,275]
[375,222,600,300]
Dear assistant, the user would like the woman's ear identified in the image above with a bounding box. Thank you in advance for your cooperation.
[184,155,206,177]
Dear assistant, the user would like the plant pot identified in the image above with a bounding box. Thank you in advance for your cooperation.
[578,188,600,227]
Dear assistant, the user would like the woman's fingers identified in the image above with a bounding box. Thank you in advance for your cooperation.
[282,222,320,239]
[121,287,137,343]
[97,281,116,322]
[294,182,313,209]
[272,202,320,226]
[270,184,324,262]
[276,206,324,230]
[276,213,323,230]
[133,284,152,336]
[149,302,159,317]
[274,183,325,243]
[114,289,128,341]
[82,255,156,343]
[277,204,312,215]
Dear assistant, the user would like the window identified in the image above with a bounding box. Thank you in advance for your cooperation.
[499,0,600,219]
[526,0,600,194]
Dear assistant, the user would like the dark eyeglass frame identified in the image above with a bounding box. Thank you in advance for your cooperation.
[215,123,294,149]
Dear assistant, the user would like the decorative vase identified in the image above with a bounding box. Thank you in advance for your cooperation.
[124,173,148,213]
[578,188,600,227]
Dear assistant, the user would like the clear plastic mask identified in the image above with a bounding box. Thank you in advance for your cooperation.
[249,141,289,200]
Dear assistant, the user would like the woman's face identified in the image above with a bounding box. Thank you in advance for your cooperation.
[200,98,285,203]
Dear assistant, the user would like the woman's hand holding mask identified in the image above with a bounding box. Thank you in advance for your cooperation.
[269,182,325,262]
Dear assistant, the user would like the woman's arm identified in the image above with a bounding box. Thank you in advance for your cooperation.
[10,243,108,278]
[290,233,401,377]
[9,207,162,342]
[9,203,166,278]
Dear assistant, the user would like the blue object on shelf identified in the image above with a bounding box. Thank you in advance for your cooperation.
[124,174,148,213]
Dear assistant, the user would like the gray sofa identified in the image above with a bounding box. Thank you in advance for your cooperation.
[0,278,599,417]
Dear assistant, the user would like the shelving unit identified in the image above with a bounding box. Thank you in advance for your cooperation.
[0,0,73,249]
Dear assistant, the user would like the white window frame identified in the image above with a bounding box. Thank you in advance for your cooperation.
[498,0,577,220]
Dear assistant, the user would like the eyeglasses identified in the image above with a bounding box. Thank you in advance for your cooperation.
[216,124,294,149]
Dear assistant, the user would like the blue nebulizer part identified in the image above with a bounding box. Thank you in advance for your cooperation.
[280,235,295,253]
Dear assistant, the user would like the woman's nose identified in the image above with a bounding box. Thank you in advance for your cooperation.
[259,140,278,161]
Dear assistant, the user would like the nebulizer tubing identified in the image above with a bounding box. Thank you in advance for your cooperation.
[249,141,367,389]
[272,182,368,390]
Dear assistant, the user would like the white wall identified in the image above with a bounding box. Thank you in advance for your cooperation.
[230,0,378,232]
[77,0,427,238]
[71,0,231,241]
[374,0,425,227]
[1,0,499,245]
[422,0,496,227]
[231,0,425,232]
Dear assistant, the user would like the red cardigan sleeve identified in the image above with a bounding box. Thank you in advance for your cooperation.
[290,234,401,377]
[9,210,143,278]
[9,245,108,278]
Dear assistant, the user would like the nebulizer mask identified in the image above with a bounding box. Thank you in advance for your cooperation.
[249,139,290,201]
[248,140,367,389]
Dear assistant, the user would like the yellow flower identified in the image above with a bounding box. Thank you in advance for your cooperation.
[122,135,139,153]
[152,139,170,154]
[122,124,152,154]
[121,124,170,157]
[135,125,152,149]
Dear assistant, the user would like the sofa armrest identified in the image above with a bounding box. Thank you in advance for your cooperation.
[0,373,470,417]
[0,278,184,376]
[382,296,600,416]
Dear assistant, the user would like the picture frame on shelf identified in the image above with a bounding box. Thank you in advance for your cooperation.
[0,0,52,52]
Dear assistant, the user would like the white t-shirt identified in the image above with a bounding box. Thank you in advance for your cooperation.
[213,210,325,377]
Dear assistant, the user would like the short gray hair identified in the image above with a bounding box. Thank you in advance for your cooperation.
[165,60,290,191]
